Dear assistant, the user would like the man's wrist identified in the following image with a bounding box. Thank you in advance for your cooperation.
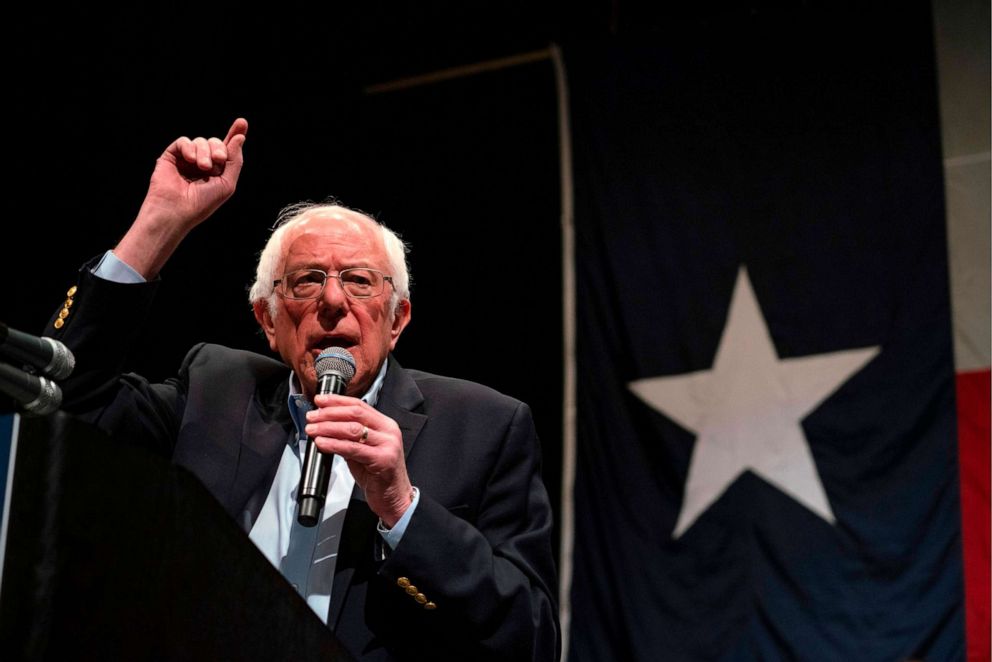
[378,486,420,550]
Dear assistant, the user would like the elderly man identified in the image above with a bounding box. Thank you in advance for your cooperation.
[49,119,559,661]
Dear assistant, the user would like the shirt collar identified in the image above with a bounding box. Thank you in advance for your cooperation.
[286,358,389,441]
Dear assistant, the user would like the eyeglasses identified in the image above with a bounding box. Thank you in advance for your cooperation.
[273,268,394,300]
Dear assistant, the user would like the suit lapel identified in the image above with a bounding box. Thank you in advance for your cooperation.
[327,356,428,630]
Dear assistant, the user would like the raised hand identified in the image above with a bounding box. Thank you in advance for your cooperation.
[114,118,248,279]
[142,118,248,228]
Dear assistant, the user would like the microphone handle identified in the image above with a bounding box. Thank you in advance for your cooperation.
[298,371,348,527]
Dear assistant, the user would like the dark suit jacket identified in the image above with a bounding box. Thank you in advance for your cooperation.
[49,264,560,661]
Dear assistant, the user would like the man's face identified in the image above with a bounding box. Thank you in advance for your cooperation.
[254,210,411,400]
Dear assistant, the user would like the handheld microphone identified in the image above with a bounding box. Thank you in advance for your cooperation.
[298,347,355,527]
[0,322,75,380]
[0,360,63,415]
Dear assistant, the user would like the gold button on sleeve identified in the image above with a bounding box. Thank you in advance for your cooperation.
[396,577,410,589]
[64,298,74,308]
[54,318,64,329]
[424,601,437,610]
[414,593,427,604]
[58,308,69,319]
[405,585,418,596]
[66,286,77,297]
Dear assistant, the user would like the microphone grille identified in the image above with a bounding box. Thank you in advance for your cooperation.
[42,337,75,380]
[315,347,356,383]
[24,376,62,416]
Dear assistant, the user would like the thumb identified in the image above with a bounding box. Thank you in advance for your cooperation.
[224,118,248,167]
[228,133,247,168]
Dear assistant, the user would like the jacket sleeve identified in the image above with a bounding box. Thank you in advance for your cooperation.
[44,261,188,456]
[374,401,560,662]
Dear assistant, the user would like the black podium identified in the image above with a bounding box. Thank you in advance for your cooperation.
[0,411,351,660]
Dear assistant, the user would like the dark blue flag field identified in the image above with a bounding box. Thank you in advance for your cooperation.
[565,5,965,661]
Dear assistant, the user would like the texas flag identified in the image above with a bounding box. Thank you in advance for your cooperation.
[562,4,986,661]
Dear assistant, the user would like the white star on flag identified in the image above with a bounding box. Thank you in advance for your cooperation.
[629,267,880,538]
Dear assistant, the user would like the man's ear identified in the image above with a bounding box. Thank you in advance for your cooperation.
[253,299,279,352]
[389,299,412,350]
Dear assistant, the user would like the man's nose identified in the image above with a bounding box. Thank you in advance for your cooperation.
[318,275,349,312]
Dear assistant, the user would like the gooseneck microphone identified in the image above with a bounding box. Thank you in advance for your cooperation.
[298,347,356,527]
[0,361,62,415]
[0,322,75,380]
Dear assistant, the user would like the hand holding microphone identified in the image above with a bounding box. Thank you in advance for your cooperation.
[305,361,415,529]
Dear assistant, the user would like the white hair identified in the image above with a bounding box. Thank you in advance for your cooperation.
[248,202,410,318]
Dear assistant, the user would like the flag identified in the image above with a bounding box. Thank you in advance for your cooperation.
[564,5,966,660]
[936,0,992,654]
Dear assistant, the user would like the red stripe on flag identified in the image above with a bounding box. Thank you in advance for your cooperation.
[957,368,990,662]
